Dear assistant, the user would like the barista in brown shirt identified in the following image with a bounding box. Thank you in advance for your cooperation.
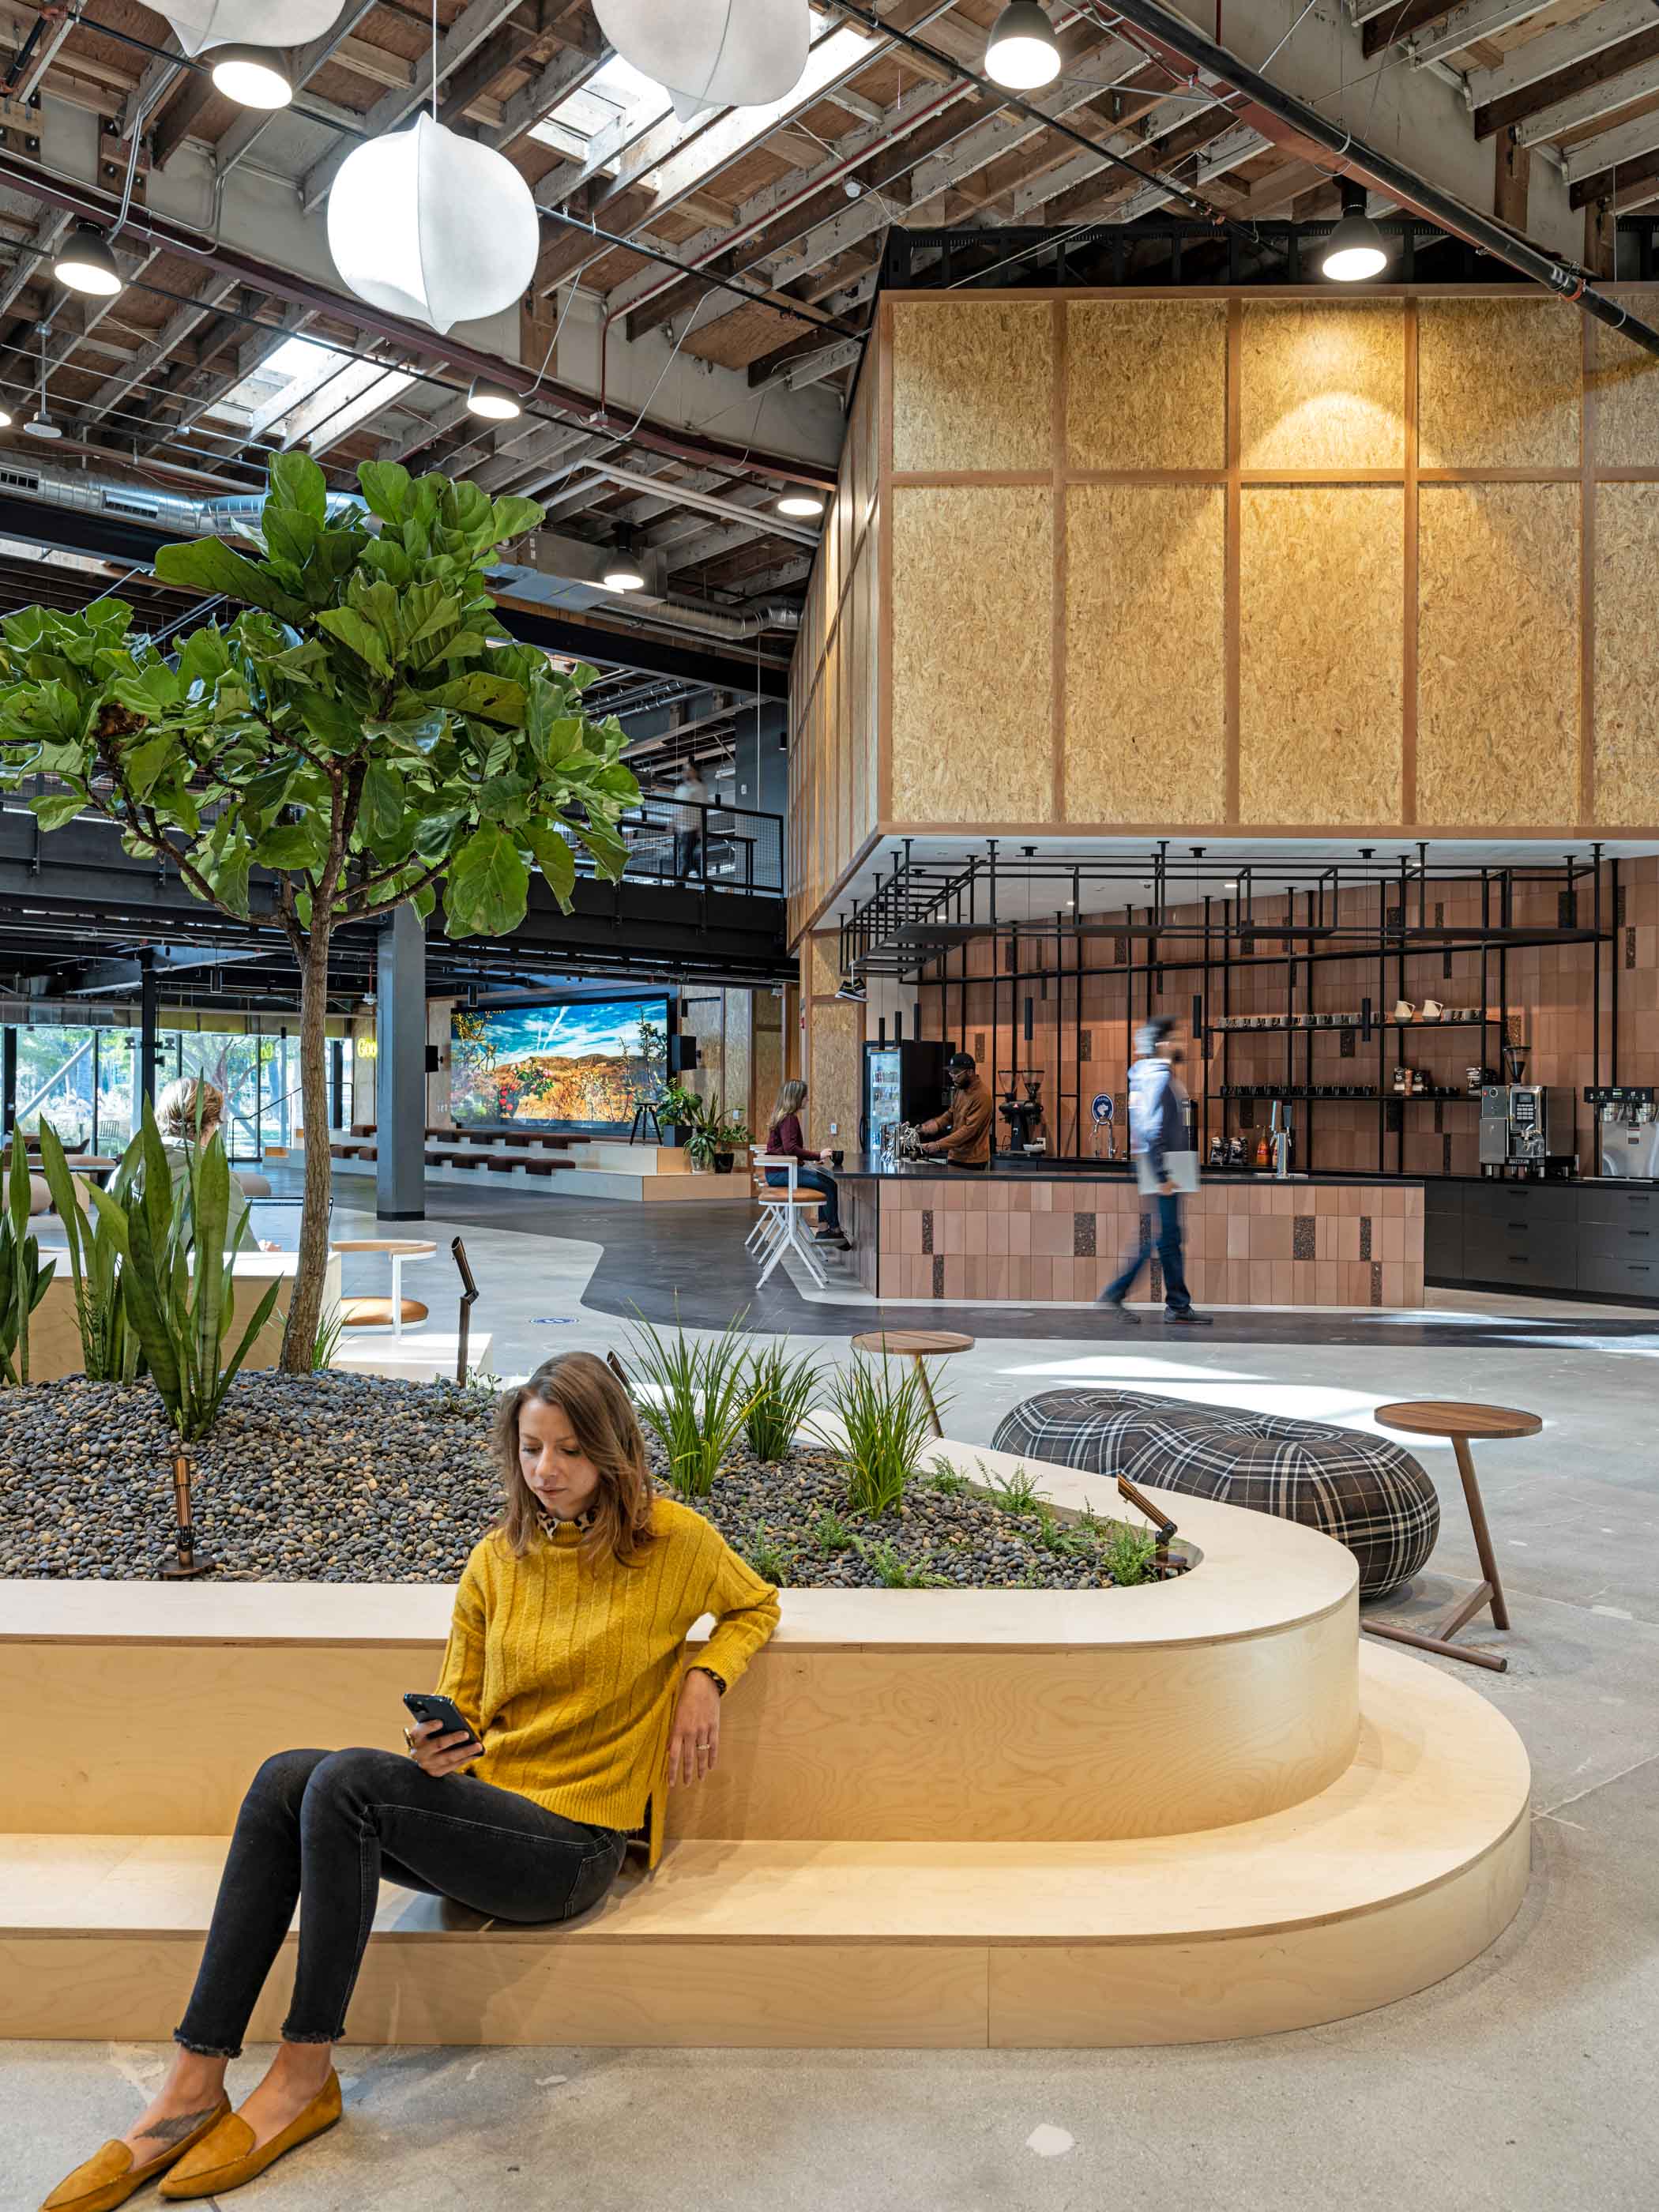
[916,1051,993,1168]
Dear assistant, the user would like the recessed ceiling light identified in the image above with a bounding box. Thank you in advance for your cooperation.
[777,491,824,518]
[467,377,521,422]
[210,43,294,110]
[53,226,122,298]
[985,2,1060,89]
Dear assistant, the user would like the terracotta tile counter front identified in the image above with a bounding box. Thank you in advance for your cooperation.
[836,1163,1424,1308]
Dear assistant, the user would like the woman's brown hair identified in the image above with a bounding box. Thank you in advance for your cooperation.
[491,1351,657,1566]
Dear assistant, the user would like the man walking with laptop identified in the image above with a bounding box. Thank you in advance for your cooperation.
[1098,1016,1211,1326]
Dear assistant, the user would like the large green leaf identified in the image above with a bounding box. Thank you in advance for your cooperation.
[31,789,85,832]
[359,459,411,525]
[153,536,307,624]
[316,606,391,674]
[428,672,525,724]
[269,449,328,522]
[261,506,319,570]
[255,817,329,871]
[444,823,529,936]
[360,761,407,842]
[522,821,576,910]
[490,495,542,544]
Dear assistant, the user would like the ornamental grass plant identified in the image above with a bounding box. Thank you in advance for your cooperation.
[623,1314,754,1499]
[743,1341,822,1463]
[829,1352,939,1518]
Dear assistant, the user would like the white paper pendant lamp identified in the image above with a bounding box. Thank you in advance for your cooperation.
[326,112,540,335]
[593,0,810,125]
[159,2,344,58]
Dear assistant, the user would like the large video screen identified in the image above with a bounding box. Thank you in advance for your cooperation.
[450,997,669,1130]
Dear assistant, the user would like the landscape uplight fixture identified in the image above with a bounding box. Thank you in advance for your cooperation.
[776,490,825,518]
[985,2,1061,90]
[210,43,295,108]
[53,225,123,298]
[1322,181,1389,283]
[467,377,521,422]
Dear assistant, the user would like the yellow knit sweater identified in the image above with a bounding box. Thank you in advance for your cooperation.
[434,1495,780,1868]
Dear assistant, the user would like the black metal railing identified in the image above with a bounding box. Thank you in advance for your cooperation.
[602,796,783,897]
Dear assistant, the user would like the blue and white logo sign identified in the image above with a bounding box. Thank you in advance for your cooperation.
[1091,1093,1115,1125]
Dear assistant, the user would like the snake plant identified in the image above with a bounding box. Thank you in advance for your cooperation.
[35,1119,141,1383]
[86,1100,282,1441]
[0,1135,55,1386]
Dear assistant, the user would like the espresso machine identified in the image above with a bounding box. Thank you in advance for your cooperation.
[1586,1086,1659,1179]
[1479,1084,1575,1178]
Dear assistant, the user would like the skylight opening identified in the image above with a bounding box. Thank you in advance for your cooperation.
[205,334,413,452]
[528,6,875,175]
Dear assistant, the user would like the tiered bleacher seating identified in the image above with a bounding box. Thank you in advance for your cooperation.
[329,1123,588,1179]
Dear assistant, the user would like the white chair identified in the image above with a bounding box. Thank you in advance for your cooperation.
[751,1153,826,1288]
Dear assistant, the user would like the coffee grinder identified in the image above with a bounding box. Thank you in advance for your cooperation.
[999,1072,1047,1153]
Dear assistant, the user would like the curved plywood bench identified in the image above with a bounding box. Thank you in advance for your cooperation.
[0,1644,1528,2049]
[0,1440,1530,2048]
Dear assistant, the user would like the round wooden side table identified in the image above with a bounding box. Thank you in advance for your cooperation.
[1363,1399,1542,1674]
[851,1329,974,1439]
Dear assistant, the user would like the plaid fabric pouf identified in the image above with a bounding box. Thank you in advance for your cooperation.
[992,1387,1440,1599]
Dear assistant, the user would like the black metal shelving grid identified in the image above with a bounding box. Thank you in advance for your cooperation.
[836,841,1620,1178]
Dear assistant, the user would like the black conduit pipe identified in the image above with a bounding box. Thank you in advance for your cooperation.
[1089,0,1659,359]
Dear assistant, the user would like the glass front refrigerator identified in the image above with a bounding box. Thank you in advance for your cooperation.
[861,1040,947,1149]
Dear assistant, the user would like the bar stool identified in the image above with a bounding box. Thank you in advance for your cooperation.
[751,1154,826,1288]
[850,1328,975,1438]
[1362,1399,1541,1673]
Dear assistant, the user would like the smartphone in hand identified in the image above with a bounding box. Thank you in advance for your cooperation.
[402,1691,482,1753]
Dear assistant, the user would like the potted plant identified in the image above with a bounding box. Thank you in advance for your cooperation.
[709,1107,751,1175]
[656,1077,704,1154]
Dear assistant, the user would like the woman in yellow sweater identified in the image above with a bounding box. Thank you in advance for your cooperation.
[40,1352,779,2212]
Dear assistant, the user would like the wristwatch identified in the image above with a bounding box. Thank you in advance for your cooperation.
[690,1665,727,1697]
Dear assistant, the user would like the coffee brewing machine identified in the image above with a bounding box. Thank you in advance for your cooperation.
[999,1073,1048,1154]
[1478,1084,1576,1178]
[1586,1086,1659,1179]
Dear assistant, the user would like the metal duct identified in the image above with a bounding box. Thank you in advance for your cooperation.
[641,597,800,641]
[0,458,365,539]
[0,464,798,641]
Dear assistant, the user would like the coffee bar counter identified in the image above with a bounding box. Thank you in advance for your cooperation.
[834,1159,1424,1308]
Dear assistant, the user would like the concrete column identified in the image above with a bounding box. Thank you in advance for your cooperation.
[376,902,426,1221]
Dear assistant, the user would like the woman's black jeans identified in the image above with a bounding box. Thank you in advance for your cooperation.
[765,1164,839,1230]
[175,1747,626,2056]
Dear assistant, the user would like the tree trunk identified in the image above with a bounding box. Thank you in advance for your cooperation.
[280,920,334,1373]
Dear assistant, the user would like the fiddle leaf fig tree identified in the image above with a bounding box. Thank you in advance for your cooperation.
[0,450,638,1372]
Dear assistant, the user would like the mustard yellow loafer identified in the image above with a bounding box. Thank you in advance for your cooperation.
[157,2073,340,2202]
[40,2099,231,2212]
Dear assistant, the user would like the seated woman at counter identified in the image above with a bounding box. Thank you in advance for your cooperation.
[916,1051,993,1169]
[764,1079,848,1247]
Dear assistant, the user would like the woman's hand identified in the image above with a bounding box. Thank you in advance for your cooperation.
[404,1718,480,1778]
[667,1669,721,1788]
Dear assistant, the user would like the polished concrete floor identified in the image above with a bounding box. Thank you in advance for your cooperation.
[8,1168,1659,2211]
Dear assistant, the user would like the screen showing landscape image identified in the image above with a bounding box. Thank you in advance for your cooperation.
[450,998,668,1130]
